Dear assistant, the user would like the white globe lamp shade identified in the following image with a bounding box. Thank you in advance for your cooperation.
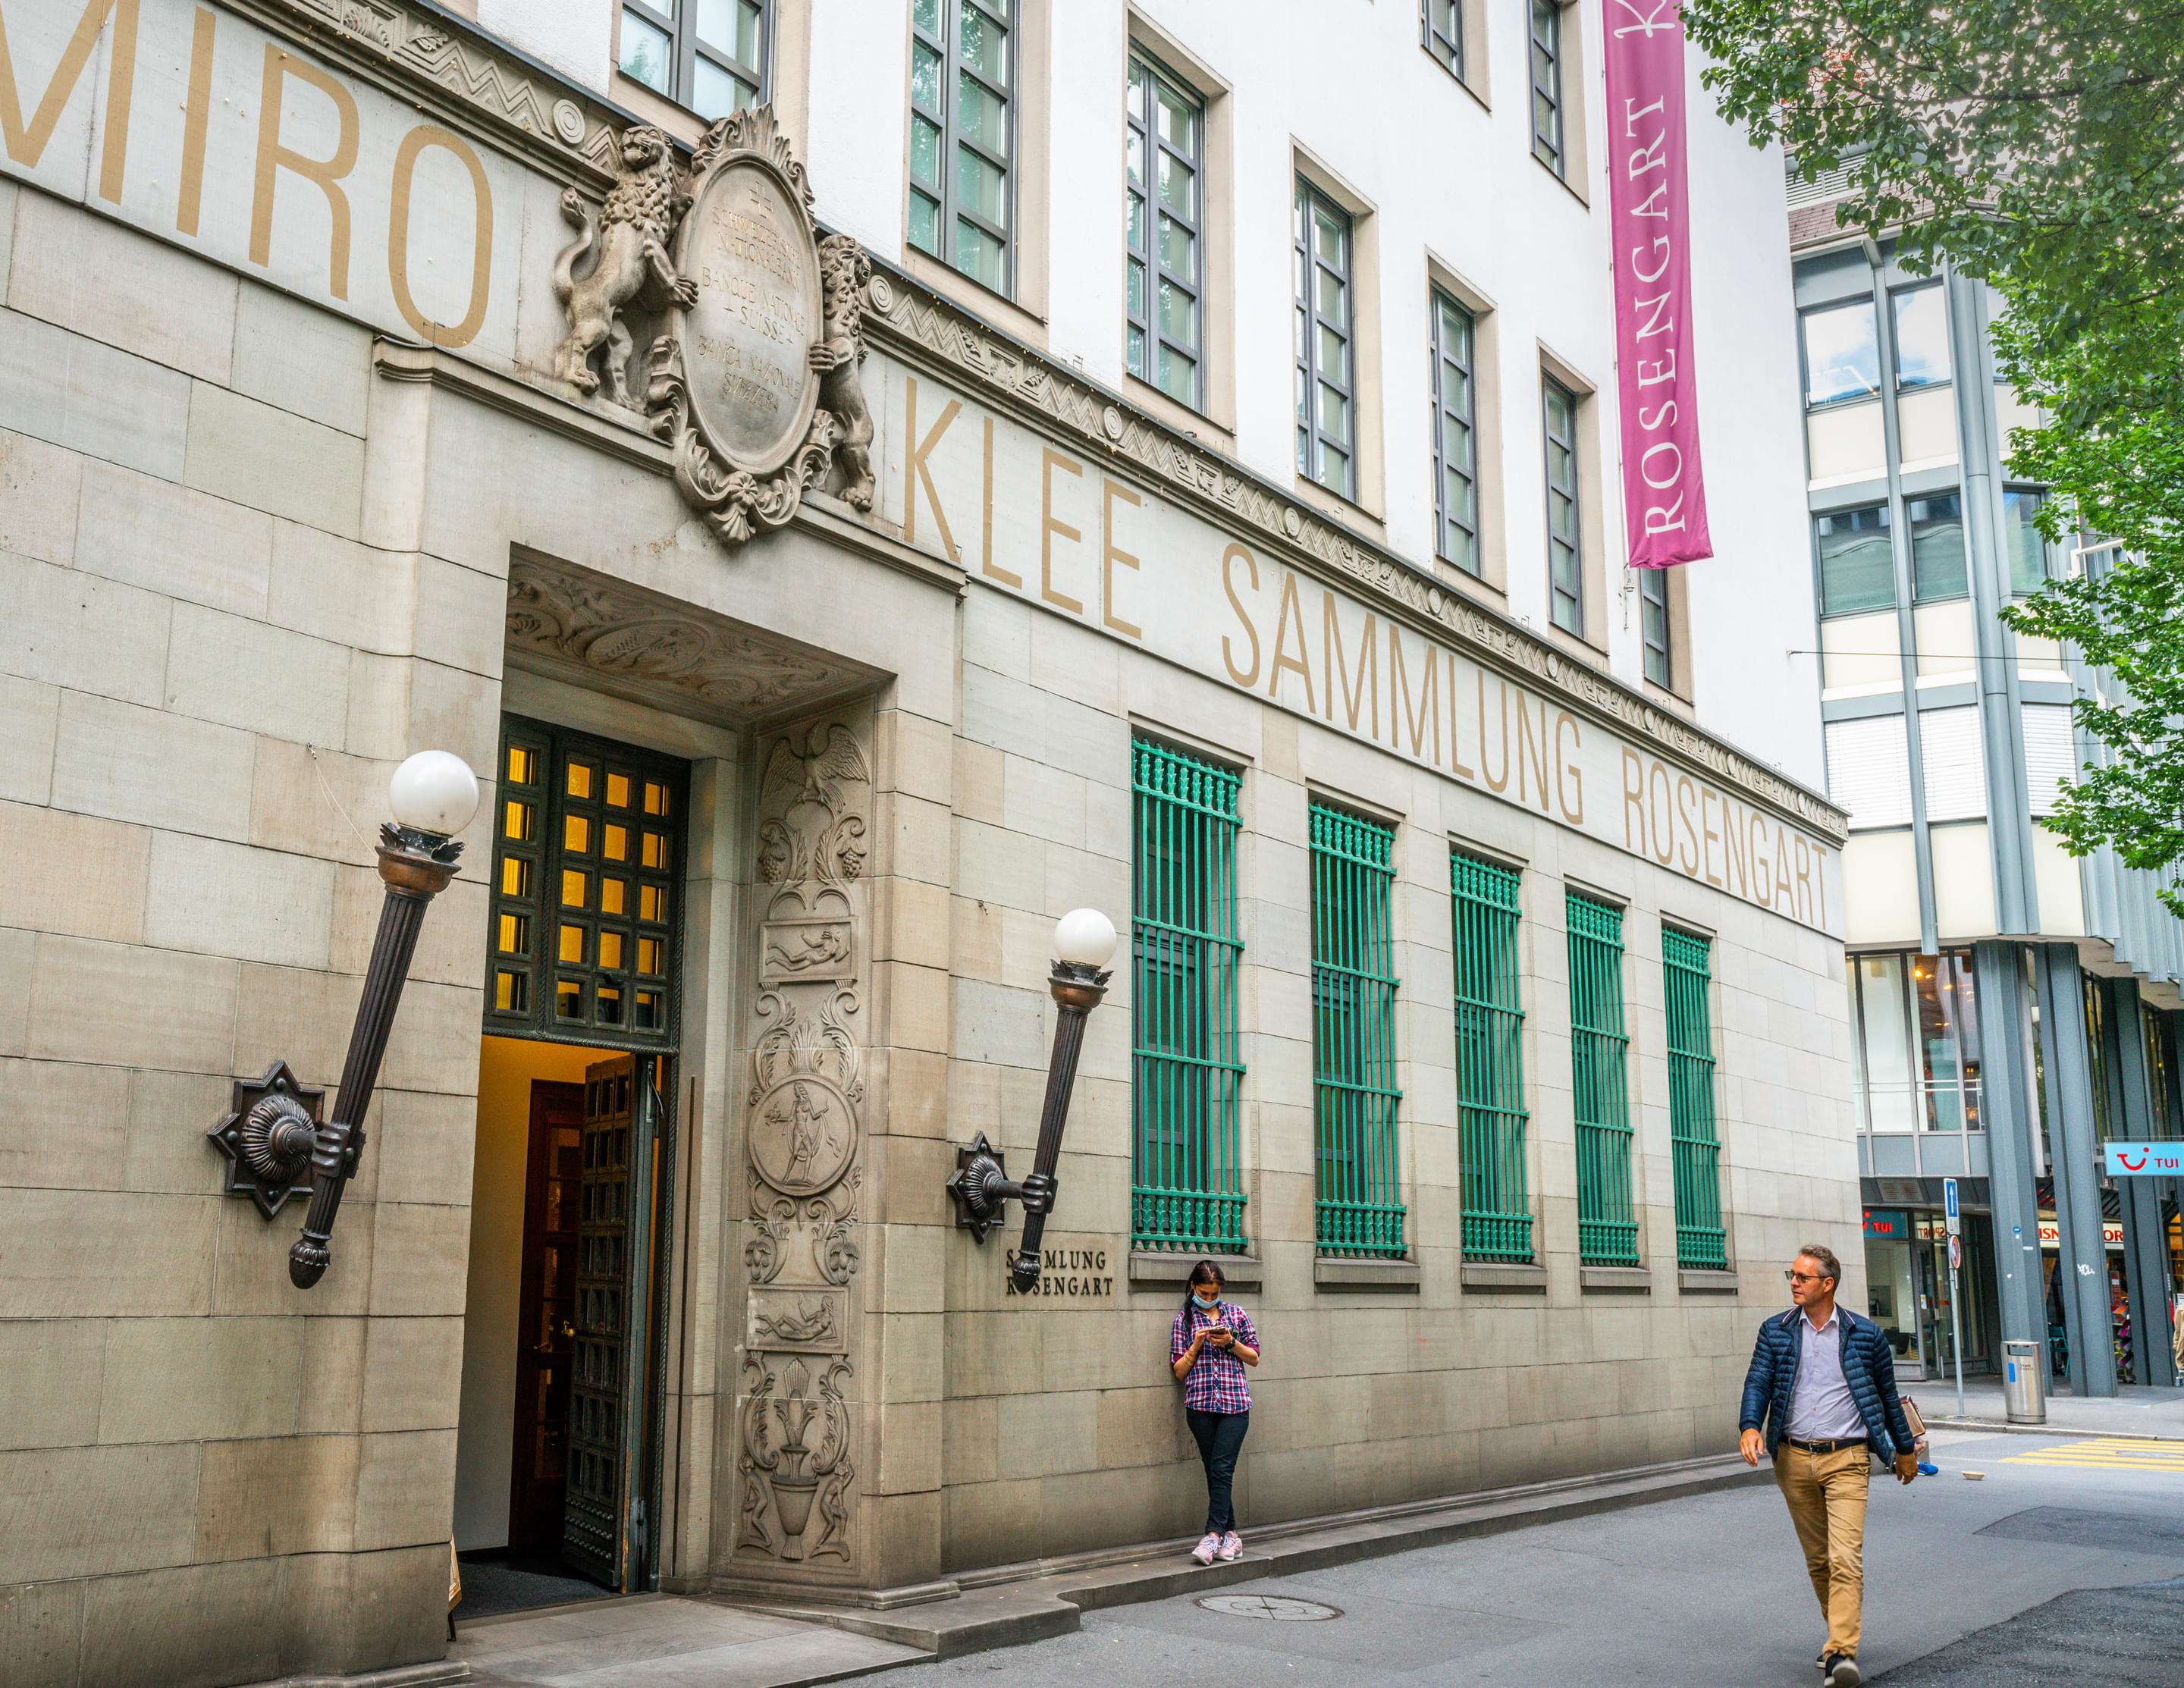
[388,751,481,838]
[1053,908,1118,969]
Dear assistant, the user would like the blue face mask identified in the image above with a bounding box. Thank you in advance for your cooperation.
[1193,1291,1220,1310]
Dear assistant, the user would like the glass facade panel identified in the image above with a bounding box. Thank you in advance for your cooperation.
[2005,488,2049,595]
[1852,951,1982,1133]
[1817,503,1893,616]
[1892,286,1953,389]
[1910,491,1967,601]
[1803,300,1881,407]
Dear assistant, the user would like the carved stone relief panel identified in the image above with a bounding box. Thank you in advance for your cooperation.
[735,711,871,1569]
[504,554,883,728]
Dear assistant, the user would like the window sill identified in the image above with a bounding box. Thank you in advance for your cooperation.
[1124,373,1236,456]
[1461,1260,1548,1292]
[899,246,1047,350]
[1534,151,1590,209]
[1291,472,1387,538]
[1314,1257,1420,1291]
[1580,1264,1652,1292]
[1678,1268,1741,1293]
[1130,1250,1262,1290]
[1642,675,1696,717]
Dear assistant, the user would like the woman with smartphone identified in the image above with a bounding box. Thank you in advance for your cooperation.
[1169,1259,1261,1564]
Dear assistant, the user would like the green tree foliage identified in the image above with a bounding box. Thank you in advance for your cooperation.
[1680,1,2184,911]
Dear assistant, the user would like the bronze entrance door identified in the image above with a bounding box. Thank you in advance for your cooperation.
[484,718,688,1592]
[509,1081,582,1555]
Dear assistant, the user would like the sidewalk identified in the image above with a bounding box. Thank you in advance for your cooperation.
[1921,1376,2184,1439]
[437,1451,1768,1685]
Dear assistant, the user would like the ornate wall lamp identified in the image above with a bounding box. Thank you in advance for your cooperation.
[946,908,1118,1292]
[208,751,480,1287]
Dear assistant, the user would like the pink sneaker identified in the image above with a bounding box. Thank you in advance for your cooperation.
[1217,1532,1243,1562]
[1191,1533,1219,1564]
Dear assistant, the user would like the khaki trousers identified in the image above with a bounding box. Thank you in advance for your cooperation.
[1774,1442,1870,1658]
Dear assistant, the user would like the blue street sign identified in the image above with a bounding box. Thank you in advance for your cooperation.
[1943,1176,1959,1234]
[2104,1142,2184,1177]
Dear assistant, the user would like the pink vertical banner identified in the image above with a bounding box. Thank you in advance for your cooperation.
[1603,0,1712,566]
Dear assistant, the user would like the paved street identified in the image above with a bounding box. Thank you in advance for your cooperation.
[868,1431,2184,1687]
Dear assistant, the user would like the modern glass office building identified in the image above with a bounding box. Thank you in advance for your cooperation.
[1790,171,2184,1392]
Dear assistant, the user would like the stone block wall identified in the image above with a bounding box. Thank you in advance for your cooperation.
[934,582,1858,1573]
[0,180,494,1688]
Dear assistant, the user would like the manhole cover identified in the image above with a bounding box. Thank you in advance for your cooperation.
[1196,1595,1342,1621]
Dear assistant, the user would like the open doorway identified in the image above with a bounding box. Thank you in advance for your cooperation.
[453,717,688,1620]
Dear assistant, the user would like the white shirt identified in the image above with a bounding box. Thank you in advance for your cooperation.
[1787,1307,1866,1441]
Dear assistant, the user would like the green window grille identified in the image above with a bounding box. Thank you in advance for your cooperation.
[1311,804,1405,1256]
[1453,851,1530,1262]
[1665,928,1727,1270]
[1131,739,1248,1253]
[1567,893,1637,1265]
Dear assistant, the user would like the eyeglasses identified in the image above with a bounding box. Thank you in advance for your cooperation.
[1784,1270,1834,1285]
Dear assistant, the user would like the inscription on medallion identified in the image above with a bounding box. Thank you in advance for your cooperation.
[685,162,821,471]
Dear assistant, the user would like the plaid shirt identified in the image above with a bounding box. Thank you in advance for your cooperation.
[1170,1300,1260,1413]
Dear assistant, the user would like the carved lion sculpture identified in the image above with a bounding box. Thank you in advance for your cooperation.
[552,125,697,408]
[807,234,875,511]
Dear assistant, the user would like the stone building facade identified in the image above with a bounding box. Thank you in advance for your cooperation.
[0,2,1851,1683]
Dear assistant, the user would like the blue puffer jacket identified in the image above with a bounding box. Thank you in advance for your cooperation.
[1740,1304,1916,1463]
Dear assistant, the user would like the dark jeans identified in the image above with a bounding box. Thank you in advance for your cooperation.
[1186,1408,1250,1535]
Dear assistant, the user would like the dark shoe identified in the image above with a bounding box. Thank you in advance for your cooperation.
[1815,1648,1828,1671]
[1824,1656,1861,1687]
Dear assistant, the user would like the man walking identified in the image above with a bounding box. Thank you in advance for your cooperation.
[1740,1244,1917,1687]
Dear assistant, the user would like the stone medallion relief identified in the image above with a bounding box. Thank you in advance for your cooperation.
[736,714,871,1567]
[550,105,874,548]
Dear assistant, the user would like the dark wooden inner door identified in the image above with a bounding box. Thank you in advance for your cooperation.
[507,1079,583,1556]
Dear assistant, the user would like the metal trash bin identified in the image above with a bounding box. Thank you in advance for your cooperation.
[2002,1338,2047,1424]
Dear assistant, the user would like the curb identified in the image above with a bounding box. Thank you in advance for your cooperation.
[1931,1415,2184,1442]
[729,1453,1772,1659]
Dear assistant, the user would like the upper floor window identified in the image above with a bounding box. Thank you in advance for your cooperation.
[1423,0,1464,80]
[1801,299,1880,409]
[1909,490,1967,601]
[1127,55,1203,409]
[1430,289,1479,574]
[620,0,766,120]
[1815,502,1892,617]
[909,0,1014,296]
[1638,569,1671,687]
[1295,180,1355,499]
[1542,375,1582,635]
[2004,487,2051,595]
[1530,2,1565,177]
[1853,951,1983,1133]
[1891,286,1952,390]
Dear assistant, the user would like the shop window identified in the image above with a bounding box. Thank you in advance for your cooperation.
[1665,929,1725,1271]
